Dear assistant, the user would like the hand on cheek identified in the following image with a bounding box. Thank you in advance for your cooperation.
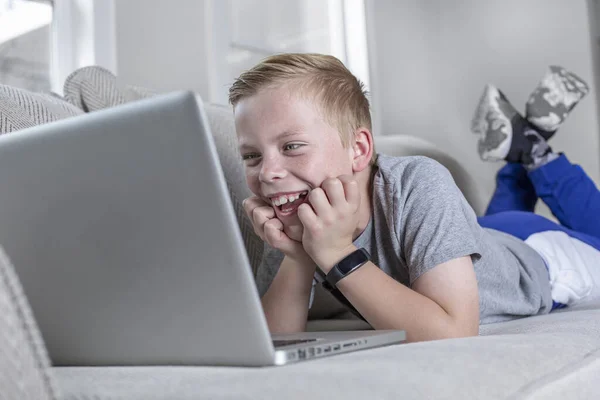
[243,196,309,263]
[297,175,361,272]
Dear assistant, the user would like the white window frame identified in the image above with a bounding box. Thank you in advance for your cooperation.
[50,0,117,94]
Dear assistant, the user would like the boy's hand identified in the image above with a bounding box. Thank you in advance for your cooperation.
[243,196,310,263]
[297,176,361,273]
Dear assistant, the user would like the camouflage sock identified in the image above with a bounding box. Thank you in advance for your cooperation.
[523,129,558,170]
[525,66,589,139]
[472,84,534,163]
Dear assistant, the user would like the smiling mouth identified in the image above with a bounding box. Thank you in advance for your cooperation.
[270,191,309,215]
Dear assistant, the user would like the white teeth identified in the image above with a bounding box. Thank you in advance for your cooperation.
[271,192,307,207]
[272,196,286,206]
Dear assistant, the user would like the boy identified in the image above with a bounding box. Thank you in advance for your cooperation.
[230,54,599,342]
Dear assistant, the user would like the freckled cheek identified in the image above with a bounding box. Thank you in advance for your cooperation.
[291,155,331,184]
[288,157,315,179]
[292,157,311,170]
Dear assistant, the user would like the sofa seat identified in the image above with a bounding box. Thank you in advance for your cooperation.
[54,300,600,400]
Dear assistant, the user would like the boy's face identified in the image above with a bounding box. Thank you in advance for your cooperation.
[234,87,355,241]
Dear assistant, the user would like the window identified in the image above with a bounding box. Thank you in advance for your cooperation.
[206,0,371,106]
[0,0,53,91]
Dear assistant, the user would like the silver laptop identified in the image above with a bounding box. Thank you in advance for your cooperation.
[0,91,405,367]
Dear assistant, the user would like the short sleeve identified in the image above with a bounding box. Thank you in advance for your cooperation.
[397,158,481,284]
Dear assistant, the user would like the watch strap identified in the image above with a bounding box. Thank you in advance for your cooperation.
[315,269,366,322]
[325,248,370,288]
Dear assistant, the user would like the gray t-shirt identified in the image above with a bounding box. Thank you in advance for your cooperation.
[257,154,553,324]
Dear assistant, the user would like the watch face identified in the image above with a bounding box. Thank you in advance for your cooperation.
[326,248,370,288]
[338,249,369,274]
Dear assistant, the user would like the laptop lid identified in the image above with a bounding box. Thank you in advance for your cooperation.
[0,92,276,366]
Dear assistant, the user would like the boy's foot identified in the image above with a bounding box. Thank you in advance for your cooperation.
[471,84,540,164]
[526,65,589,139]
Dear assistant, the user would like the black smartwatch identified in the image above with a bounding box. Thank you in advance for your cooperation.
[325,248,371,288]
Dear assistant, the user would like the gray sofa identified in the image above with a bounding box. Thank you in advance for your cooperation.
[2,69,600,399]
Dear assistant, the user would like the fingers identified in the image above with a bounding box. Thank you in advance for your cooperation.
[264,218,304,256]
[307,187,330,217]
[242,196,275,240]
[337,175,360,208]
[263,218,284,244]
[321,177,345,207]
[297,202,318,229]
[316,176,360,212]
[242,196,270,216]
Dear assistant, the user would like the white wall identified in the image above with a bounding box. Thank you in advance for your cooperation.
[111,0,600,213]
[113,0,210,98]
[368,0,600,211]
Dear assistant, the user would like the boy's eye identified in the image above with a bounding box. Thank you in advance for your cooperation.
[283,143,304,151]
[242,153,261,161]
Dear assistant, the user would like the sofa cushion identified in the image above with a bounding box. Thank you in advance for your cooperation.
[0,84,83,134]
[54,303,600,399]
[479,298,600,335]
[0,247,59,400]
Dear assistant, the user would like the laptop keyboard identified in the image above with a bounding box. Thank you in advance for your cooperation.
[272,338,318,348]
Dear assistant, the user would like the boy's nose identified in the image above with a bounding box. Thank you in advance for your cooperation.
[259,156,287,182]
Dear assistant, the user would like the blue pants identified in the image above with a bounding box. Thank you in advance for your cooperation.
[477,154,600,309]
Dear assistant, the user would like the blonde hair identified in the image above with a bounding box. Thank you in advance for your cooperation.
[229,53,373,152]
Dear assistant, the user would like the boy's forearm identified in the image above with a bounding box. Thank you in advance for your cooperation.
[336,263,479,342]
[261,256,316,333]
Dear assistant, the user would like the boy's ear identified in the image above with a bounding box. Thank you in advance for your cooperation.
[351,127,374,173]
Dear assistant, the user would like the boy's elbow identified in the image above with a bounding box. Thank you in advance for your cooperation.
[414,325,478,343]
[402,317,479,343]
[445,312,480,339]
[413,315,479,343]
[449,323,479,339]
[446,295,480,339]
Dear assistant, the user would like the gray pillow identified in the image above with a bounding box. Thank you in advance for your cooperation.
[63,66,155,112]
[0,85,83,134]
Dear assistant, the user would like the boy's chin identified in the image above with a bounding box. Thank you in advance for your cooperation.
[283,223,304,242]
